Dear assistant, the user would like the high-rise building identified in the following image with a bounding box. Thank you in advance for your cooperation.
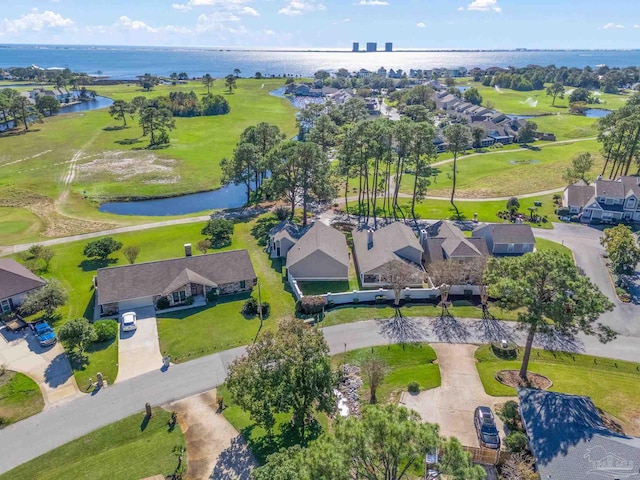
[366,42,377,52]
[385,42,393,52]
[352,42,359,52]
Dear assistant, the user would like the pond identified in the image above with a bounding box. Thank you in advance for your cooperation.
[98,182,250,216]
[456,86,470,93]
[509,159,541,165]
[584,108,612,118]
[269,86,325,109]
[506,114,535,120]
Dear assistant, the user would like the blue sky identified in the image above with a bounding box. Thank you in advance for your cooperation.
[1,0,639,49]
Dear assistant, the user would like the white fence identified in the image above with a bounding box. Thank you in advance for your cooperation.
[287,271,481,305]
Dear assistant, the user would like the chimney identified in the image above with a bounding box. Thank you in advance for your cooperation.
[367,229,374,249]
[184,243,192,257]
[420,229,428,244]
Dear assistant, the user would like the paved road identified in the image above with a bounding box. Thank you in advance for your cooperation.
[2,317,640,475]
[534,223,640,337]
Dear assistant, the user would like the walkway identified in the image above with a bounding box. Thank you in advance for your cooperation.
[401,344,513,447]
[168,390,256,480]
[0,327,81,409]
[1,318,639,474]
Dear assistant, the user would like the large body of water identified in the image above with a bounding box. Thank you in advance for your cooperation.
[2,45,640,79]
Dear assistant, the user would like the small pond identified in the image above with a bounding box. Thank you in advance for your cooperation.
[584,108,612,118]
[270,86,325,109]
[60,95,113,113]
[509,159,541,165]
[456,86,470,93]
[506,114,535,120]
[99,182,250,216]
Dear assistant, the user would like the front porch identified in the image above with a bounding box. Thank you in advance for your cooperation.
[156,294,207,314]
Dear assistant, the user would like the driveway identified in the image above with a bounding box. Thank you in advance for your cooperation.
[114,307,163,383]
[0,326,81,408]
[401,344,512,448]
[535,223,640,337]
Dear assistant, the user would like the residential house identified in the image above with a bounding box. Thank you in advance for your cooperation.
[352,222,425,288]
[421,221,489,264]
[357,69,372,79]
[286,223,350,281]
[455,102,474,113]
[0,259,47,314]
[377,67,387,77]
[564,176,640,224]
[433,136,449,153]
[563,179,596,215]
[472,223,536,255]
[437,94,459,110]
[388,69,404,79]
[518,388,640,480]
[365,98,381,116]
[268,220,308,259]
[328,89,354,105]
[95,249,256,315]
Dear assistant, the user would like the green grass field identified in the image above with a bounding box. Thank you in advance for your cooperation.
[0,408,186,480]
[0,371,44,426]
[332,343,441,403]
[0,79,297,243]
[475,345,640,433]
[400,139,602,199]
[456,80,631,115]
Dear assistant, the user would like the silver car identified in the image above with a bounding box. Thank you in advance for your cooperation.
[121,311,137,332]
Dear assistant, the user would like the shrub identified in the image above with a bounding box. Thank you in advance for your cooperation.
[185,296,194,306]
[93,320,118,342]
[206,289,219,303]
[375,295,386,304]
[273,206,290,221]
[499,400,522,432]
[156,297,170,310]
[408,382,420,394]
[299,296,327,315]
[201,219,234,249]
[242,297,269,317]
[505,431,529,453]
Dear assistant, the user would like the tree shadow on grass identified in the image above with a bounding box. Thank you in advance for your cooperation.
[68,339,115,375]
[115,138,143,145]
[78,258,118,272]
[103,125,128,132]
[240,419,322,465]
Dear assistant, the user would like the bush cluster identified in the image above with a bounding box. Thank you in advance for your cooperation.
[93,320,118,342]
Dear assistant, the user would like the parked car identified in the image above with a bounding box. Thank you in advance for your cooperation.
[34,321,57,347]
[121,311,137,332]
[474,406,501,449]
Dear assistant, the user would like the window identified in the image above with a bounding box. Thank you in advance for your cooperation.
[363,274,378,284]
[507,243,515,253]
[1,299,11,313]
[172,292,179,303]
[240,280,246,289]
[179,291,186,302]
[605,198,613,205]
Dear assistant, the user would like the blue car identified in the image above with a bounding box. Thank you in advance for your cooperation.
[34,321,57,347]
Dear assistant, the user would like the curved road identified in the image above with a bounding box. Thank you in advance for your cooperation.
[1,316,639,475]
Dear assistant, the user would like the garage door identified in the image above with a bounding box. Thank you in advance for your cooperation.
[118,297,154,311]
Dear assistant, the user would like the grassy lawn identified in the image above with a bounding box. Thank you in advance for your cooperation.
[396,194,558,227]
[69,339,119,391]
[535,237,573,258]
[0,371,44,426]
[0,408,186,480]
[0,79,297,241]
[533,114,599,141]
[0,207,44,245]
[298,281,352,295]
[332,343,441,403]
[475,345,640,433]
[157,220,295,362]
[321,300,520,326]
[456,80,631,115]
[400,139,602,199]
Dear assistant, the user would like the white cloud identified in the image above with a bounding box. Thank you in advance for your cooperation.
[173,0,251,11]
[603,22,625,29]
[1,9,74,34]
[634,24,640,28]
[355,0,389,5]
[240,6,259,16]
[416,22,425,28]
[172,3,192,11]
[116,16,190,34]
[460,0,501,13]
[278,1,326,16]
[343,18,351,22]
[195,11,241,32]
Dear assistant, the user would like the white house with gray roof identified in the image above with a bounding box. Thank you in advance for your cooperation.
[267,220,309,259]
[352,222,424,288]
[563,176,640,224]
[472,223,535,255]
[421,221,489,263]
[285,223,350,281]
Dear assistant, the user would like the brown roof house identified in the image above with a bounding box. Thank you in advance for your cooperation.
[421,221,489,264]
[352,222,425,288]
[96,249,256,315]
[473,223,535,255]
[0,259,47,314]
[285,223,350,281]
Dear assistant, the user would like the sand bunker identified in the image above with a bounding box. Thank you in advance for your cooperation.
[77,151,180,183]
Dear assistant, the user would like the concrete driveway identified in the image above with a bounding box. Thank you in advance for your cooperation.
[401,344,512,448]
[535,223,640,337]
[114,307,163,383]
[0,326,81,408]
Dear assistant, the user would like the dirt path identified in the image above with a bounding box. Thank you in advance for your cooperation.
[57,129,104,207]
[168,390,257,480]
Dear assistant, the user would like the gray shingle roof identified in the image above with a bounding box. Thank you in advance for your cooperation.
[96,250,256,305]
[473,223,535,245]
[269,220,308,243]
[519,388,640,480]
[352,222,423,274]
[565,183,596,208]
[285,223,350,269]
[423,221,488,262]
[595,178,626,199]
[0,259,47,300]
